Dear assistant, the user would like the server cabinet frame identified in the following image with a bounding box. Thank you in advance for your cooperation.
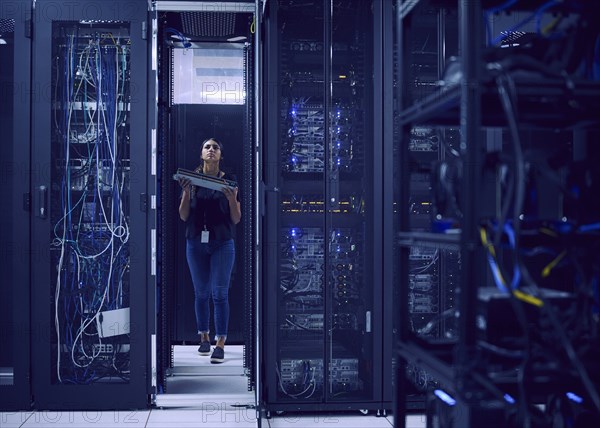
[392,2,502,425]
[152,1,257,395]
[391,3,462,417]
[380,0,396,415]
[148,6,159,401]
[30,0,150,409]
[254,0,264,423]
[393,1,600,427]
[260,0,390,415]
[0,0,32,411]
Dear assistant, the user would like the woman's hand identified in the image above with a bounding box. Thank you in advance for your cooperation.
[178,178,192,221]
[221,186,238,203]
[178,177,192,193]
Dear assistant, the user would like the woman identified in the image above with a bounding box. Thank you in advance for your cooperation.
[178,138,241,363]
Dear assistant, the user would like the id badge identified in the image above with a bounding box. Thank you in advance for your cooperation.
[201,230,210,243]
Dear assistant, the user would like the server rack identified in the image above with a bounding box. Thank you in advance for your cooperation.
[393,1,600,427]
[30,0,150,409]
[390,4,460,413]
[261,0,390,415]
[0,1,32,411]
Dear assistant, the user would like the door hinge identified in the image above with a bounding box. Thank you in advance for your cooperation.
[142,21,147,40]
[25,18,32,39]
[23,192,31,211]
[140,193,148,212]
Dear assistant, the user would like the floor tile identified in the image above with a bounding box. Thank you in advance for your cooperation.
[146,408,257,427]
[1,411,35,428]
[384,413,427,428]
[267,413,393,427]
[406,414,427,427]
[18,410,150,427]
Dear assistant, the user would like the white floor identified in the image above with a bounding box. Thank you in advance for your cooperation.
[1,345,426,428]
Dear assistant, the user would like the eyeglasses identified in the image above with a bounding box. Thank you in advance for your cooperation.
[204,144,220,150]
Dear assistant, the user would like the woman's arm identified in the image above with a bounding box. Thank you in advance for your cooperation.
[223,186,241,224]
[178,178,192,221]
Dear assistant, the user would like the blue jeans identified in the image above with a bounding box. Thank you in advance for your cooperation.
[186,237,235,340]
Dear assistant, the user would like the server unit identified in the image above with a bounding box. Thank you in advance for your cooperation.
[261,0,389,415]
[0,2,32,411]
[30,0,150,409]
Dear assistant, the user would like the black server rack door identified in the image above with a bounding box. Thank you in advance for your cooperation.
[0,2,32,411]
[266,0,327,405]
[327,0,378,403]
[30,0,149,409]
[263,0,383,410]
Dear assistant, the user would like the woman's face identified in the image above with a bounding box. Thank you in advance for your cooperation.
[201,139,222,163]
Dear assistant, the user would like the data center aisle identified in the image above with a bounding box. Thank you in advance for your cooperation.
[156,345,253,408]
[148,344,255,426]
[0,344,424,427]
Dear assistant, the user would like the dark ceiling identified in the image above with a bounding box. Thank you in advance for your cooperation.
[161,10,253,42]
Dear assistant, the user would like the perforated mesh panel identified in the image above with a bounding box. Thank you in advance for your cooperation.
[0,19,15,34]
[181,12,236,37]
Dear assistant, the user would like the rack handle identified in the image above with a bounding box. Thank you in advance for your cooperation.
[37,185,47,219]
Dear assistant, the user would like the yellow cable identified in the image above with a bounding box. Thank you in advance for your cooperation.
[541,250,566,278]
[479,227,496,258]
[542,15,562,36]
[250,15,256,34]
[479,231,544,307]
[539,227,558,237]
[513,289,544,307]
[480,227,507,288]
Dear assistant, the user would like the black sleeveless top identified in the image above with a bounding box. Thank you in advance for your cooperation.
[185,173,239,241]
